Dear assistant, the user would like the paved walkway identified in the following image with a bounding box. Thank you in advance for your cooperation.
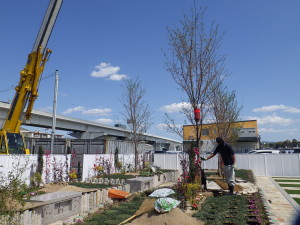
[256,176,299,225]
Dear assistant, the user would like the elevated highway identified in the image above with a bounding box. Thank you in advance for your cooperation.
[0,102,182,150]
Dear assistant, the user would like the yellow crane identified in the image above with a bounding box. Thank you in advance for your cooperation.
[0,0,63,154]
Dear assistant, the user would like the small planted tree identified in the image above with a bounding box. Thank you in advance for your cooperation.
[31,146,44,187]
[165,6,226,182]
[120,77,152,172]
[0,158,29,220]
[114,147,122,173]
[208,84,242,176]
[37,146,44,174]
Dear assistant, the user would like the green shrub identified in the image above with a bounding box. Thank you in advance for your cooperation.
[68,182,110,189]
[83,195,145,225]
[235,169,256,183]
[102,174,135,180]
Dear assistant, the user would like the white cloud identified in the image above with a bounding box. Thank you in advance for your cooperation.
[62,106,112,116]
[108,74,128,81]
[284,106,300,113]
[259,127,298,134]
[246,114,293,126]
[82,108,112,116]
[253,104,300,113]
[62,106,85,114]
[156,123,182,130]
[94,118,114,124]
[160,102,191,113]
[90,62,128,81]
[91,62,119,78]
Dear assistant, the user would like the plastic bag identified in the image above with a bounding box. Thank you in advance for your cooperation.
[154,197,180,213]
[149,188,175,198]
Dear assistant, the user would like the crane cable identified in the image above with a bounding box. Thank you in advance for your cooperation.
[0,71,56,93]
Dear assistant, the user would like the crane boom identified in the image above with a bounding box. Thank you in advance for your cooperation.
[0,0,63,154]
[33,0,63,54]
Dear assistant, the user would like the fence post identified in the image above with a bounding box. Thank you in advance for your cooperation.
[176,154,178,171]
[298,154,300,176]
[264,154,268,176]
[281,155,284,176]
[248,154,250,170]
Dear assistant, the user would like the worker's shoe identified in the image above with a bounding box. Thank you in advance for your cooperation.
[228,185,235,195]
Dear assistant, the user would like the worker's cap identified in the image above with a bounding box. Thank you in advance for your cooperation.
[216,137,223,144]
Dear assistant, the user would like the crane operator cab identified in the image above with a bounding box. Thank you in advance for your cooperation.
[0,132,29,154]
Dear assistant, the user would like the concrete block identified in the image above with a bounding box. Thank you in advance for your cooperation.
[96,190,101,205]
[110,179,115,185]
[99,190,103,203]
[124,184,130,193]
[104,178,109,184]
[31,192,82,225]
[125,177,153,193]
[81,193,86,212]
[86,193,90,211]
[92,178,98,183]
[31,210,42,225]
[152,175,159,187]
[103,189,108,202]
[88,192,96,209]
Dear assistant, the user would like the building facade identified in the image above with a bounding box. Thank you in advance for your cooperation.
[183,120,259,153]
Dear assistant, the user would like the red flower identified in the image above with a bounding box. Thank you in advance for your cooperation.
[192,203,198,210]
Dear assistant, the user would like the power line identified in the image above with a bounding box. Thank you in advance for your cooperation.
[0,71,56,93]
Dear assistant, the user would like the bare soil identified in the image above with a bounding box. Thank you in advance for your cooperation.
[213,180,244,192]
[39,182,94,193]
[22,183,95,210]
[127,208,204,225]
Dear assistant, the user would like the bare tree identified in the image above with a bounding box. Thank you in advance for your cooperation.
[163,102,193,139]
[209,85,243,142]
[164,6,227,182]
[165,7,227,122]
[120,77,152,172]
[207,84,242,176]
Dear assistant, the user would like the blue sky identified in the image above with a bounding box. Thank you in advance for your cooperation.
[1,0,300,142]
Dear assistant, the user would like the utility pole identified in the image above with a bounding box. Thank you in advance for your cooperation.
[50,70,59,154]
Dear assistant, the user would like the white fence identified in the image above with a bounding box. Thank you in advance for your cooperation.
[153,153,300,177]
[0,154,70,186]
[0,154,142,186]
[107,140,147,154]
[1,153,299,187]
[81,154,143,181]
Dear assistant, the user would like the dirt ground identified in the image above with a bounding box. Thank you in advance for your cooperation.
[22,183,94,210]
[39,182,93,193]
[37,183,206,225]
[29,177,242,224]
[127,208,204,225]
[213,180,244,192]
